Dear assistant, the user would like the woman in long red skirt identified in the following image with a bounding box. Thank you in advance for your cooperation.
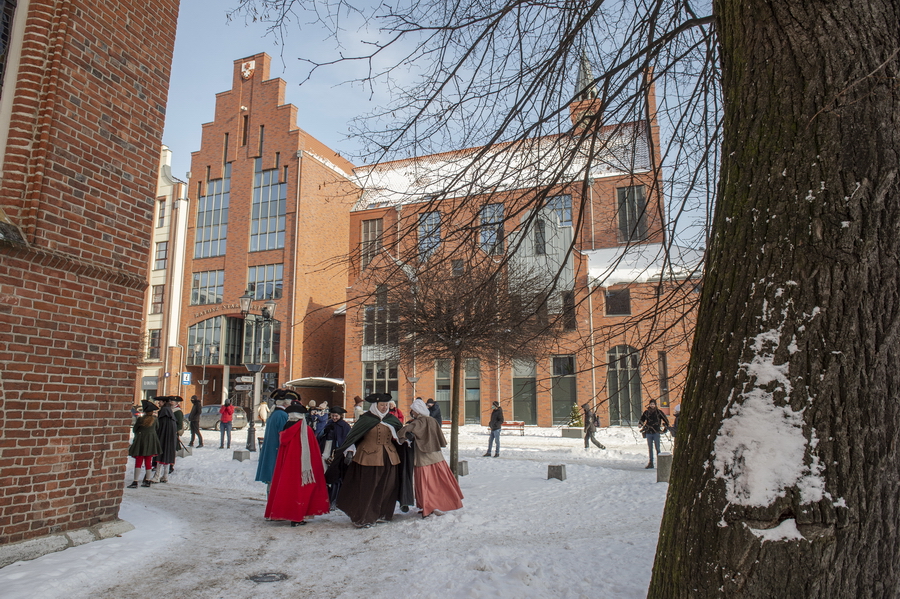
[265,404,330,526]
[397,398,463,517]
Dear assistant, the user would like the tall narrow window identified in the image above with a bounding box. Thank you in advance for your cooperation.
[150,285,165,314]
[657,351,670,407]
[363,285,396,346]
[418,211,441,261]
[190,270,225,305]
[512,358,537,425]
[617,185,648,241]
[250,157,286,252]
[534,217,546,255]
[146,329,162,360]
[562,290,577,330]
[464,358,481,424]
[0,0,18,100]
[551,355,576,425]
[435,358,451,424]
[241,114,249,146]
[451,259,464,277]
[156,199,166,228]
[607,345,642,425]
[361,218,383,269]
[154,241,168,270]
[247,263,283,299]
[243,316,280,364]
[258,125,265,156]
[480,203,504,254]
[194,163,231,258]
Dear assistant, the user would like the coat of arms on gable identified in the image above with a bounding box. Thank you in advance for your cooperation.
[241,60,256,80]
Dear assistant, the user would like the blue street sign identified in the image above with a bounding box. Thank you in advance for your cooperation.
[181,372,191,385]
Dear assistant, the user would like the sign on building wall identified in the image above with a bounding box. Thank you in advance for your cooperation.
[181,372,191,385]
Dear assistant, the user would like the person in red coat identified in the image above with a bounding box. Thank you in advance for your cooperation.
[265,404,330,526]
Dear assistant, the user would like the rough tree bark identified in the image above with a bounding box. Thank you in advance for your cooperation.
[650,1,900,597]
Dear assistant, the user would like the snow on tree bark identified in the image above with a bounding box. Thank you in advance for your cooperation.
[650,1,900,597]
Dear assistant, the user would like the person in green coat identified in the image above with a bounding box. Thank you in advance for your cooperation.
[127,400,162,488]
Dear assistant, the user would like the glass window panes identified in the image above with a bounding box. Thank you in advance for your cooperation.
[607,345,642,425]
[146,329,161,360]
[242,316,280,365]
[187,317,223,366]
[418,211,441,261]
[247,263,283,300]
[150,285,164,314]
[195,163,231,258]
[157,199,166,228]
[362,360,398,397]
[551,355,576,425]
[617,185,648,241]
[480,203,504,255]
[190,270,224,305]
[154,241,168,270]
[464,358,480,424]
[512,357,537,425]
[606,288,631,315]
[361,218,383,269]
[547,194,573,226]
[250,158,287,252]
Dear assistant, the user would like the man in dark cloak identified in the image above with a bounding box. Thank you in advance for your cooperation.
[150,396,178,483]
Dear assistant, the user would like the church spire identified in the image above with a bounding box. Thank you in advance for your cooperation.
[575,51,598,102]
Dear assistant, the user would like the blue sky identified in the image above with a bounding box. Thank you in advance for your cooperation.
[162,0,376,179]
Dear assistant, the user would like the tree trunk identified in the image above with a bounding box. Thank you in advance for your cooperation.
[449,353,462,476]
[650,2,900,597]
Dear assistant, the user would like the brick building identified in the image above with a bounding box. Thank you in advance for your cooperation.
[0,0,179,563]
[135,146,189,403]
[343,72,700,427]
[174,54,356,413]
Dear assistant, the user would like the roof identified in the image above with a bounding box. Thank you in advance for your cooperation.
[352,122,651,210]
[584,242,704,287]
[284,377,346,390]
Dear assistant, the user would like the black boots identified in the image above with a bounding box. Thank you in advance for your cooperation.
[482,452,491,457]
[126,481,138,489]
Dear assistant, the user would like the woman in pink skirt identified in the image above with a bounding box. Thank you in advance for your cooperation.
[397,398,463,517]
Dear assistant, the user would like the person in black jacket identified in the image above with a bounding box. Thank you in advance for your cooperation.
[426,398,442,424]
[582,403,606,450]
[483,401,503,457]
[638,400,669,469]
[188,395,203,448]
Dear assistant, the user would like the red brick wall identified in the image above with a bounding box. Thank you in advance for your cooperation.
[0,0,179,545]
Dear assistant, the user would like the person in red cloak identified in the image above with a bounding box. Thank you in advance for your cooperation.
[264,403,330,526]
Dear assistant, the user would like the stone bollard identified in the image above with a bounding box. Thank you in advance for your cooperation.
[656,452,673,483]
[548,464,566,481]
[457,460,469,476]
[233,449,251,462]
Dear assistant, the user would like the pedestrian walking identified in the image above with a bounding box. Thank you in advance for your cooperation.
[188,395,203,448]
[639,399,670,469]
[320,406,351,506]
[257,400,269,429]
[127,400,161,488]
[397,398,464,517]
[264,404,330,526]
[582,402,606,450]
[483,401,503,457]
[333,394,405,528]
[150,396,178,483]
[219,400,235,449]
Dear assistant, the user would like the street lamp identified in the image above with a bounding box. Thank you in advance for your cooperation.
[240,291,277,452]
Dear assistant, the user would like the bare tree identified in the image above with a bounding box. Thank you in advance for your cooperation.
[364,255,569,474]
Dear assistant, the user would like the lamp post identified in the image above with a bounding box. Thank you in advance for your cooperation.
[240,291,277,452]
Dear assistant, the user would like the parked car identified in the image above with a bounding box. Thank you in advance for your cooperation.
[198,405,247,430]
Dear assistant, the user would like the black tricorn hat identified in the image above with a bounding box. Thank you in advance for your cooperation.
[329,406,347,414]
[363,393,381,403]
[286,403,308,414]
[141,400,158,413]
[282,390,302,403]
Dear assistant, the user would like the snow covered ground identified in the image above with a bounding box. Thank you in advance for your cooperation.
[1,425,673,599]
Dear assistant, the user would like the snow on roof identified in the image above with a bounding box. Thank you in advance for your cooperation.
[584,242,704,286]
[352,122,651,210]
